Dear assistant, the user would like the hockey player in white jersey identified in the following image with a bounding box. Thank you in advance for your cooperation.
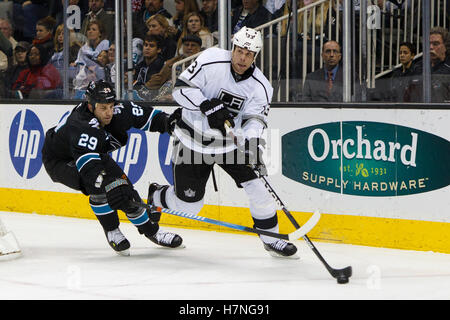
[149,27,298,258]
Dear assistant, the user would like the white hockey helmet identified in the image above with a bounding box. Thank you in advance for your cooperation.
[232,26,263,60]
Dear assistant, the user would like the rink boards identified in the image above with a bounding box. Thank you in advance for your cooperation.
[1,103,450,253]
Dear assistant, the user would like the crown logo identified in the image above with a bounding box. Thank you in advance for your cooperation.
[184,188,196,198]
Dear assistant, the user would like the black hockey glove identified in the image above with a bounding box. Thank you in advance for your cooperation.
[104,178,139,211]
[165,107,182,135]
[200,98,235,136]
[243,137,267,176]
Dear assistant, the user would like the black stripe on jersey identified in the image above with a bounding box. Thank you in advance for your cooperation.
[174,78,189,88]
[178,119,223,147]
[251,75,270,104]
[188,60,230,81]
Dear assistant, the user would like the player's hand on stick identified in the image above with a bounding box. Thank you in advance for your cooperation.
[104,178,139,211]
[200,98,234,136]
[243,137,267,176]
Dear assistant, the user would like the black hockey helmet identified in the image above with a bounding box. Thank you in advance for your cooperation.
[85,80,116,107]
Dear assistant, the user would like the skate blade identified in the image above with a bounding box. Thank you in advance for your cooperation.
[115,248,130,256]
[156,244,186,250]
[0,251,22,261]
[266,250,300,260]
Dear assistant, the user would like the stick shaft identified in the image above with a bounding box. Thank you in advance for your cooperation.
[132,201,293,240]
[224,121,352,280]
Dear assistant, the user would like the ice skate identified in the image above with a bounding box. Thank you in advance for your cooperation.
[263,239,299,259]
[146,228,184,249]
[105,228,130,256]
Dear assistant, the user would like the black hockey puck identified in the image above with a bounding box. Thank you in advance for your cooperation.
[337,276,349,284]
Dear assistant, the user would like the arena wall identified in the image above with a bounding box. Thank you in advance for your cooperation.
[1,102,449,253]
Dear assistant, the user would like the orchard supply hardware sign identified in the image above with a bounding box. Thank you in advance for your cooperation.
[282,121,450,196]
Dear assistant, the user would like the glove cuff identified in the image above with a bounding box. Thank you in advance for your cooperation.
[200,99,224,115]
[104,178,128,193]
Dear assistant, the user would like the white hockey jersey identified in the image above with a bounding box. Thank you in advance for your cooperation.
[172,47,274,154]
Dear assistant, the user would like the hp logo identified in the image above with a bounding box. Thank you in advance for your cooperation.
[158,133,174,184]
[9,109,44,179]
[110,128,147,184]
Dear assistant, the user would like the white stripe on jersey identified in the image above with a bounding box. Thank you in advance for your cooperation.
[172,47,273,154]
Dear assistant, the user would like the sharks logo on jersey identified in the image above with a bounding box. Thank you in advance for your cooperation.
[218,89,246,113]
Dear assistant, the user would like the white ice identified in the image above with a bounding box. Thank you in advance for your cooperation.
[1,211,450,300]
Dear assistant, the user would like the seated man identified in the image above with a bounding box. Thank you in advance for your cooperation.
[302,40,343,102]
[133,34,165,89]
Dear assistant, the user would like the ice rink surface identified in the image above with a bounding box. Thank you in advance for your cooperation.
[1,211,450,300]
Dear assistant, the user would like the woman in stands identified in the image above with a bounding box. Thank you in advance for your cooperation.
[73,20,110,98]
[50,24,82,88]
[146,14,177,61]
[169,0,200,39]
[12,44,62,99]
[176,12,214,55]
[33,16,57,60]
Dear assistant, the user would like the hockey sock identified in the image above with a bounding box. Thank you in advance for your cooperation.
[89,194,119,231]
[253,214,279,244]
[124,205,159,237]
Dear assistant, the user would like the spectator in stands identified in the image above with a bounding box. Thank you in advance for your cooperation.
[3,41,30,98]
[388,42,420,102]
[177,12,214,55]
[133,34,165,89]
[50,24,82,67]
[80,0,114,41]
[147,34,202,101]
[12,43,62,99]
[302,40,343,102]
[231,0,272,34]
[0,26,13,64]
[0,18,17,72]
[50,24,82,88]
[146,14,177,61]
[134,0,172,39]
[13,0,49,42]
[200,0,218,38]
[33,16,56,60]
[276,0,337,74]
[73,20,110,97]
[170,0,199,40]
[404,27,450,102]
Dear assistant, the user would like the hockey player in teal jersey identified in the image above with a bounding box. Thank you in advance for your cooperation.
[42,80,183,255]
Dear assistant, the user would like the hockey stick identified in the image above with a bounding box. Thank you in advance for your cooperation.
[131,201,319,241]
[224,121,352,284]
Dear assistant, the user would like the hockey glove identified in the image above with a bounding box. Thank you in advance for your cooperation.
[165,107,182,135]
[200,98,235,136]
[104,178,139,211]
[244,137,267,176]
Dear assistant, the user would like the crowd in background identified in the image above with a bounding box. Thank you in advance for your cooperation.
[0,0,448,102]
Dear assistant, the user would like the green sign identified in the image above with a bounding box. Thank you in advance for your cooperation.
[282,121,450,196]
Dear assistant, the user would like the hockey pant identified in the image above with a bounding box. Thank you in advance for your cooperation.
[152,147,279,243]
[43,154,158,236]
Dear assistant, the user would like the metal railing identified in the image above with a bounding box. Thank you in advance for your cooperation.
[170,0,449,102]
[371,0,449,85]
